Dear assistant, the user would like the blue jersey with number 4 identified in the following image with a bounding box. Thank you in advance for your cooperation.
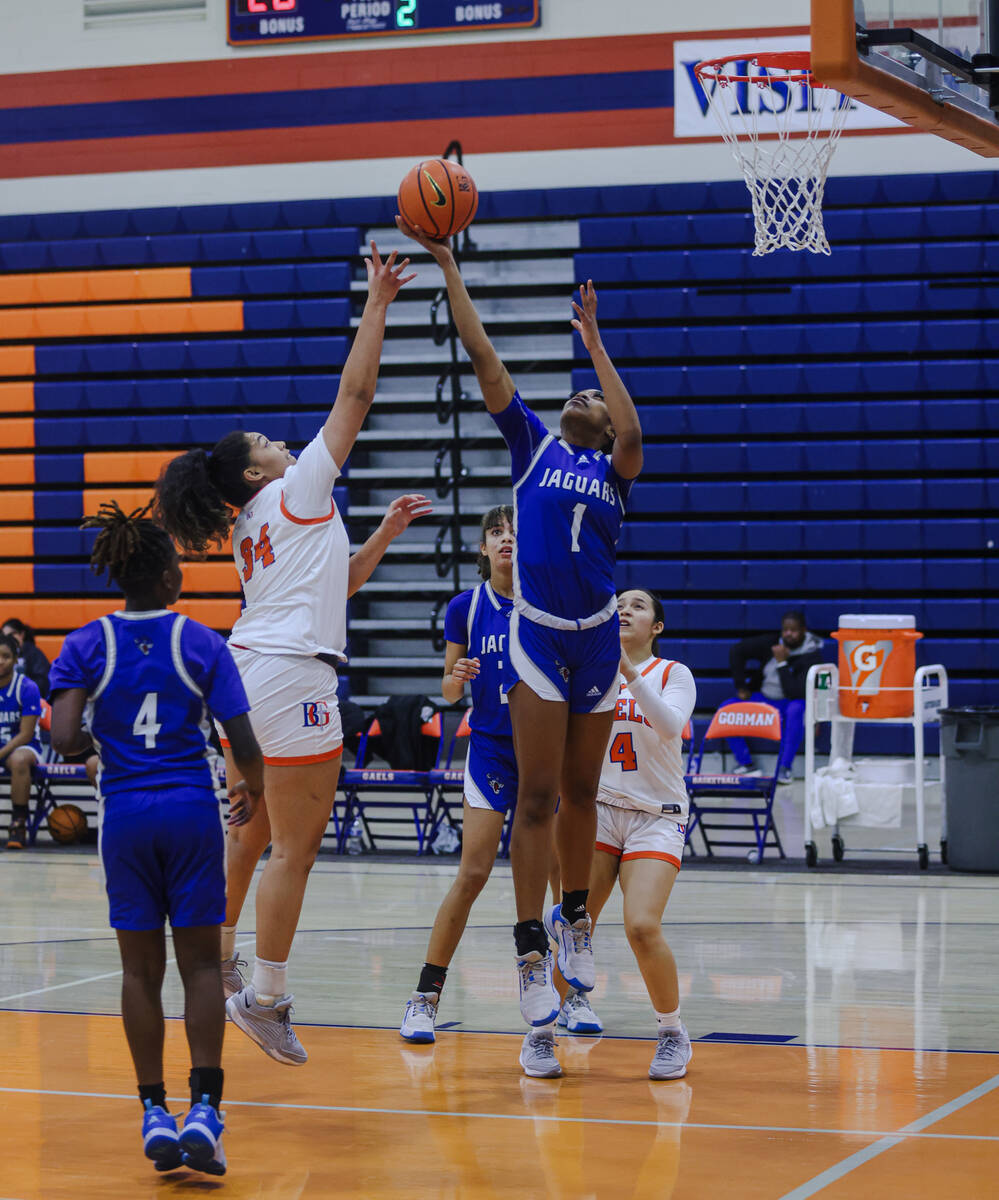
[444,582,513,739]
[491,392,632,626]
[49,610,250,798]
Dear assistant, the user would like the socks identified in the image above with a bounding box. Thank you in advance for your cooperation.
[138,1082,167,1112]
[561,889,589,925]
[655,1007,683,1034]
[514,919,548,958]
[252,956,288,1005]
[189,1066,224,1112]
[417,963,448,998]
[220,925,237,961]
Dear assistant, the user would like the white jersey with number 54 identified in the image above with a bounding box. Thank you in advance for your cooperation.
[228,433,350,660]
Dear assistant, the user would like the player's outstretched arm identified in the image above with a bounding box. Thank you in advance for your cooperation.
[347,493,433,597]
[323,241,416,468]
[395,216,516,414]
[573,280,643,479]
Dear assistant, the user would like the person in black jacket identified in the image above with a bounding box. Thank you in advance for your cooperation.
[2,618,50,698]
[726,610,825,784]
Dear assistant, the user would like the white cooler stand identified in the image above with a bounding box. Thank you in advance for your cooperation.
[803,662,949,870]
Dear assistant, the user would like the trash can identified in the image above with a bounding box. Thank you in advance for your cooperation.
[940,707,999,873]
[832,614,922,718]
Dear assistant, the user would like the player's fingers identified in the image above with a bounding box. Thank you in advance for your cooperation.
[385,247,398,267]
[570,319,582,332]
[398,271,418,285]
[369,239,382,268]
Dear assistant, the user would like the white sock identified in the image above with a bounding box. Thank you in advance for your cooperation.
[655,1007,682,1034]
[220,925,237,961]
[252,956,288,1006]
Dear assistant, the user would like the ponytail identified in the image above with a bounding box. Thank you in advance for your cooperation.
[154,431,254,555]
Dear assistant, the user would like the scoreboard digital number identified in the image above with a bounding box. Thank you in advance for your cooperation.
[228,1,541,45]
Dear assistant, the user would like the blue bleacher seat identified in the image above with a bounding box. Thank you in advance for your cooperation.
[802,402,863,434]
[925,478,986,509]
[863,401,921,433]
[744,481,805,512]
[745,442,805,473]
[745,522,803,554]
[34,455,84,484]
[863,520,922,552]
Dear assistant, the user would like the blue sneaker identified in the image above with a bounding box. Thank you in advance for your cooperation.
[179,1094,226,1176]
[141,1101,182,1172]
[543,903,595,993]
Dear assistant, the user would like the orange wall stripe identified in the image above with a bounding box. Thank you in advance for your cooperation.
[0,418,35,449]
[34,635,64,662]
[0,564,34,591]
[3,526,35,556]
[0,347,35,378]
[2,455,35,485]
[84,450,179,485]
[0,109,670,179]
[0,301,242,340]
[181,562,240,592]
[0,268,191,307]
[0,382,34,412]
[2,492,34,520]
[83,488,155,516]
[11,598,241,630]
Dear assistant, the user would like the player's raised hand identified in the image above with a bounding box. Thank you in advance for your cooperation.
[380,493,434,539]
[395,214,455,267]
[227,779,262,827]
[571,279,603,355]
[365,240,416,307]
[619,648,638,683]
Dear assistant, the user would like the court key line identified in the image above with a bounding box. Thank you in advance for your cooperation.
[1,1085,998,1144]
[779,1071,999,1198]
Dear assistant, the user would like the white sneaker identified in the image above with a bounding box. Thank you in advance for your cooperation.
[221,955,247,1001]
[515,950,560,1027]
[649,1024,692,1080]
[226,985,308,1065]
[557,989,603,1034]
[731,762,762,777]
[519,1030,562,1078]
[400,992,438,1043]
[777,768,794,786]
[543,904,595,993]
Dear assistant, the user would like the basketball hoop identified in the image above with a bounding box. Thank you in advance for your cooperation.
[694,52,851,256]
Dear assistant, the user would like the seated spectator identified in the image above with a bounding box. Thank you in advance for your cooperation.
[0,632,43,849]
[2,618,50,698]
[726,610,825,785]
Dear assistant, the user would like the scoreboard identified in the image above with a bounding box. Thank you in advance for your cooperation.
[228,1,541,45]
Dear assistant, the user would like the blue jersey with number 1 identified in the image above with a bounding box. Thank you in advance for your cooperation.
[491,392,632,626]
[48,610,250,799]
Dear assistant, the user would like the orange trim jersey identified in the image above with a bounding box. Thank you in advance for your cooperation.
[597,655,696,821]
[228,433,349,659]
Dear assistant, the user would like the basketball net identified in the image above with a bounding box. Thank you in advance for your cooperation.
[695,53,851,256]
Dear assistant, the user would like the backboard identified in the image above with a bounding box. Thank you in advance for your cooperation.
[811,0,999,156]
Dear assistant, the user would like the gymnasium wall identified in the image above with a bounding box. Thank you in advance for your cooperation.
[0,1,990,217]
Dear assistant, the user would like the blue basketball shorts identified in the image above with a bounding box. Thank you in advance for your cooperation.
[506,610,620,714]
[99,787,225,931]
[464,730,518,814]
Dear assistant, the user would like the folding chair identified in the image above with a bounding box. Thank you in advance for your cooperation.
[428,709,472,838]
[684,701,785,862]
[338,712,442,854]
[9,702,94,846]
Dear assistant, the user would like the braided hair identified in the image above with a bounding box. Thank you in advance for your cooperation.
[153,430,255,555]
[83,501,177,592]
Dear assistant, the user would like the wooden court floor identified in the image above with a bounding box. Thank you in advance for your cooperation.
[2,852,997,1198]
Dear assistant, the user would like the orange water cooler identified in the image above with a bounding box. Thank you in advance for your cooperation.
[831,614,923,719]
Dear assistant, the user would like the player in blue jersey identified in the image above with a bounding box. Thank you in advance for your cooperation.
[398,218,643,1077]
[398,505,556,1043]
[0,632,43,850]
[48,502,265,1177]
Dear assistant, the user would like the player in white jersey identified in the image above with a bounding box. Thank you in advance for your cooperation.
[557,588,696,1081]
[154,244,428,1065]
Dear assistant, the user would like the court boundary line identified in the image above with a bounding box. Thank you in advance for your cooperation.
[778,1072,999,1198]
[1,1008,998,1057]
[1,1084,998,1143]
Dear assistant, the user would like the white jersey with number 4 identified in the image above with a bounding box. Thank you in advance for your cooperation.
[597,655,696,822]
[228,432,350,660]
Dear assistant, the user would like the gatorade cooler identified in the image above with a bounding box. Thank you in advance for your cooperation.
[832,615,923,719]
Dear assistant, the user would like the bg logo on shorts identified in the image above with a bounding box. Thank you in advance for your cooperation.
[301,700,332,728]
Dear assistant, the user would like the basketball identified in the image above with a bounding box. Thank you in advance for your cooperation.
[397,158,478,240]
[47,804,88,845]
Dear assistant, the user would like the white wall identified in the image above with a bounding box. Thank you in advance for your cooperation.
[2,1,813,73]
